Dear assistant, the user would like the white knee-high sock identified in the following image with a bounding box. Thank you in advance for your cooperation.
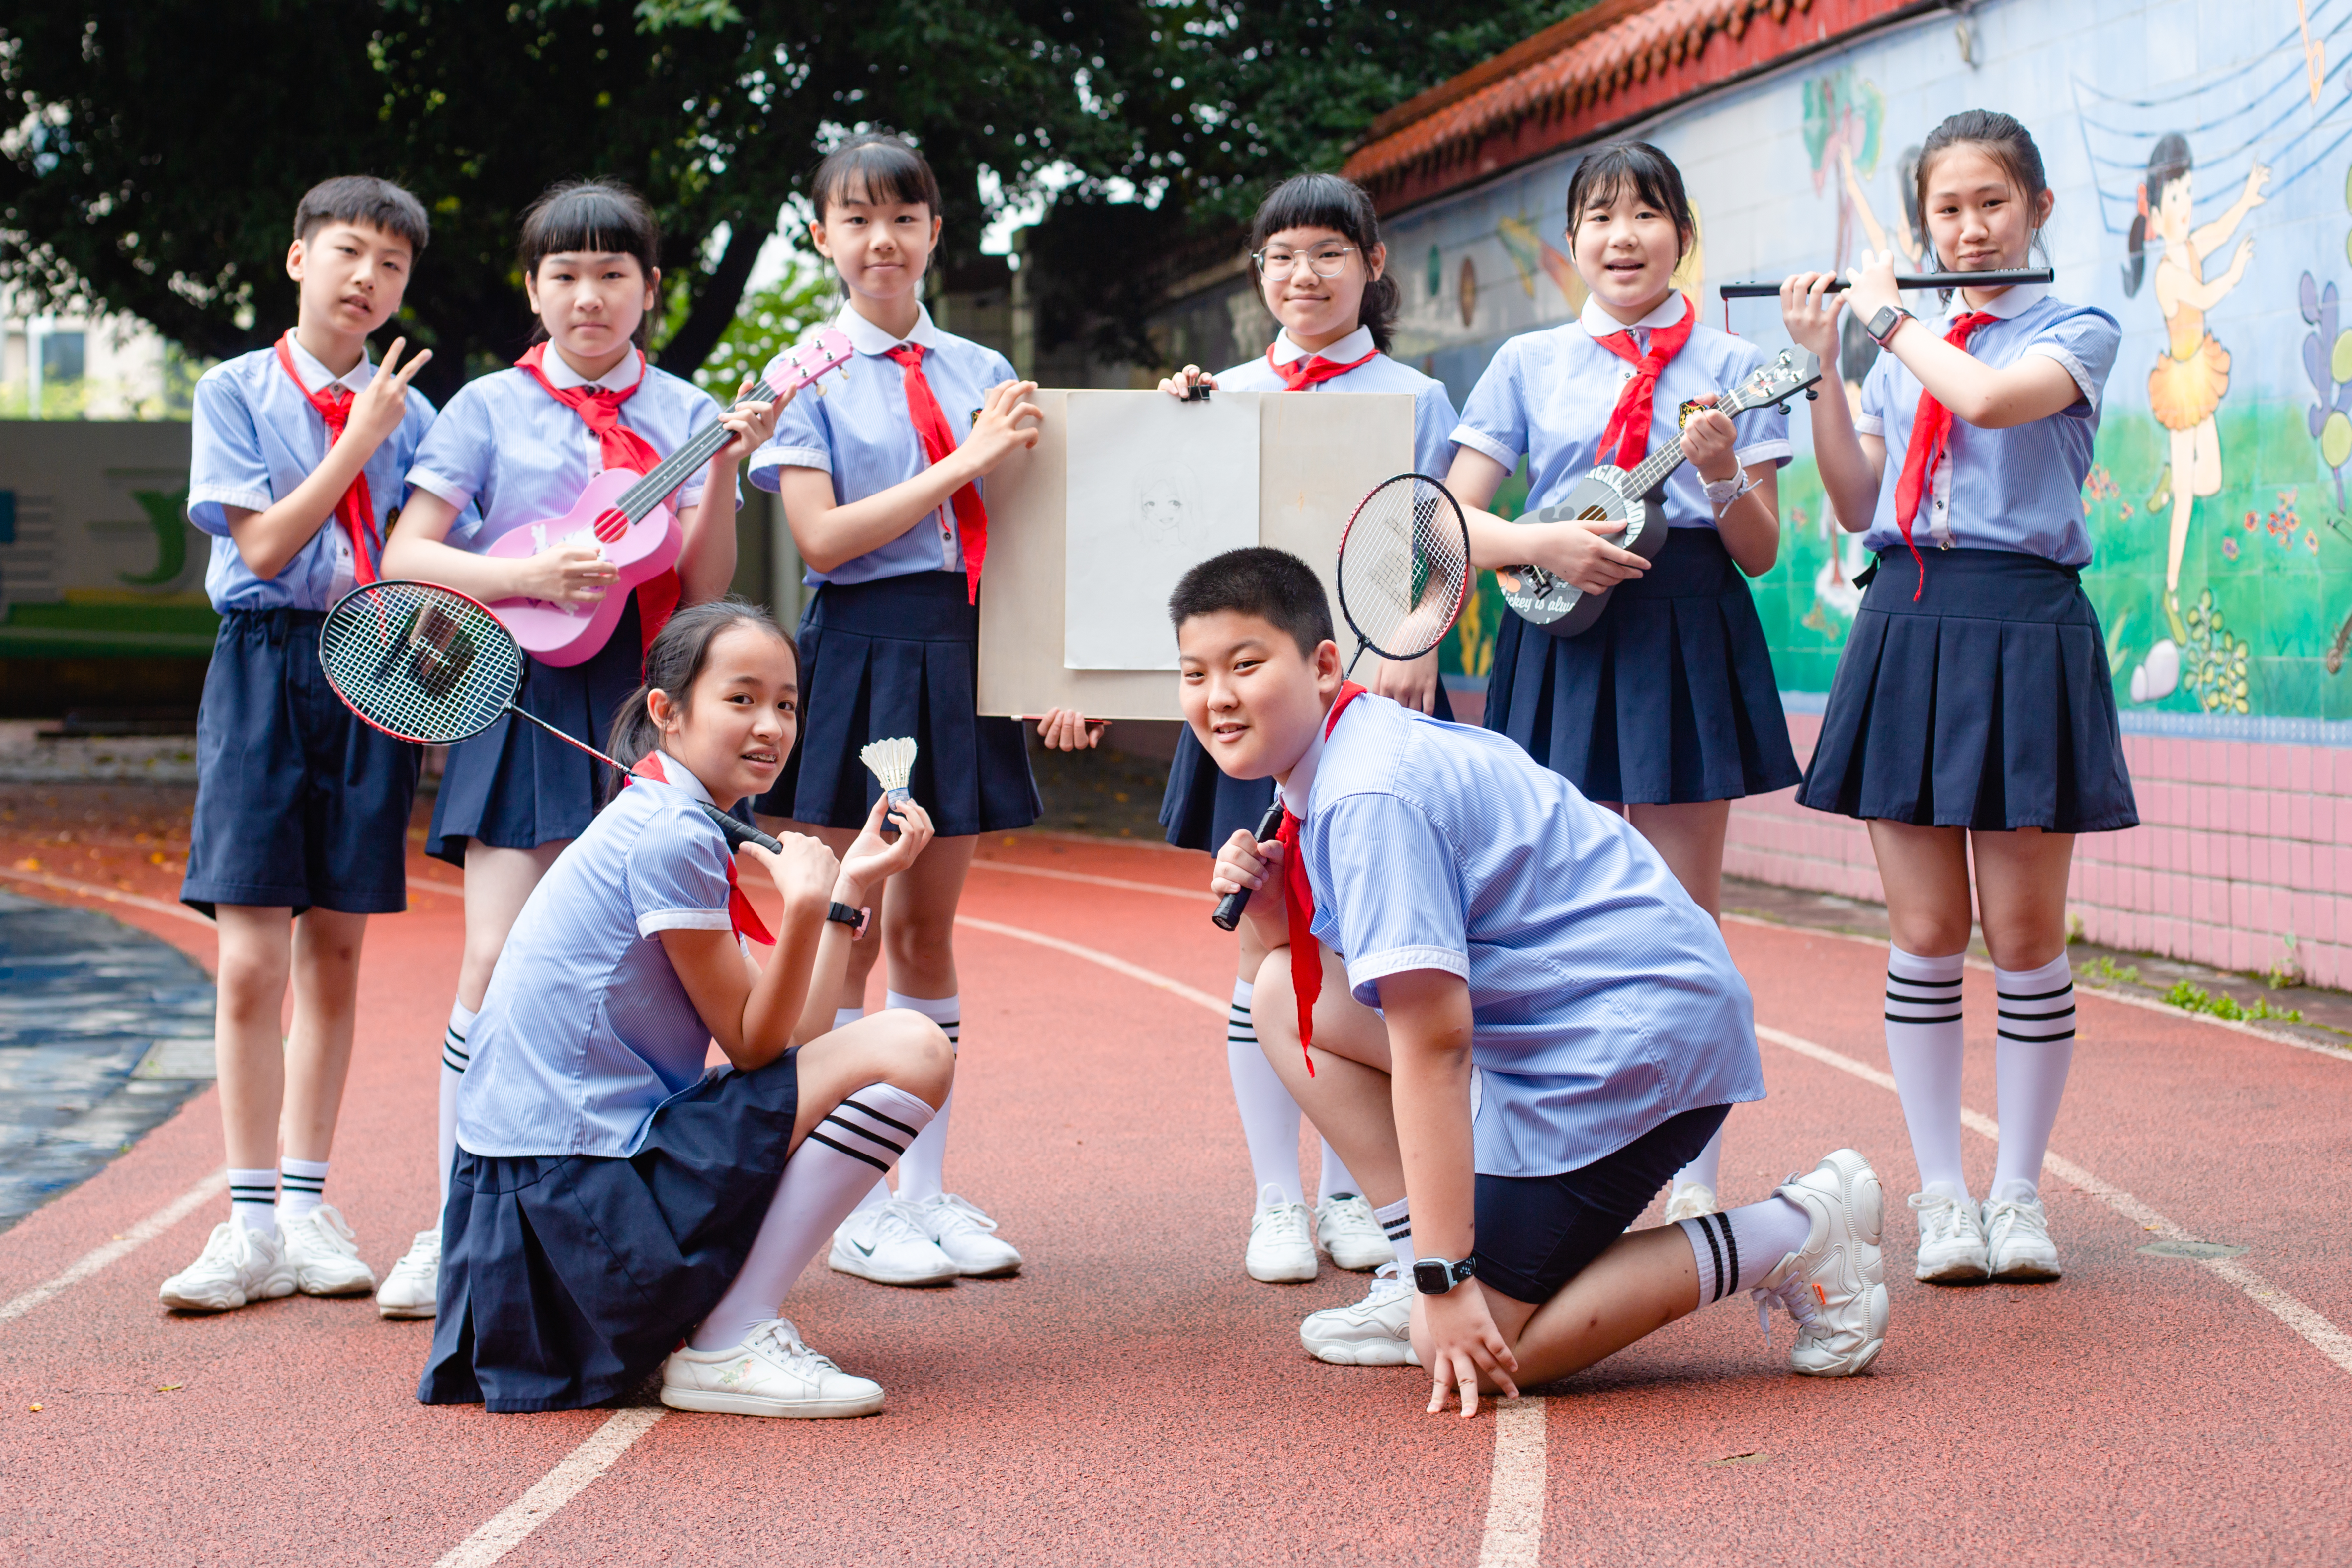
[1991,953,2077,1201]
[1679,1195,1812,1307]
[691,1083,939,1351]
[1226,979,1306,1208]
[832,1006,864,1033]
[1884,945,1969,1198]
[1672,1126,1725,1195]
[1317,1140,1361,1205]
[439,1000,478,1211]
[832,1007,890,1211]
[1375,1195,1413,1272]
[887,992,958,1202]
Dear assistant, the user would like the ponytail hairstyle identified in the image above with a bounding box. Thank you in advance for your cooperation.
[2122,132,2191,298]
[604,597,798,797]
[1248,172,1400,353]
[1563,141,1697,262]
[1913,110,2053,275]
[518,179,664,348]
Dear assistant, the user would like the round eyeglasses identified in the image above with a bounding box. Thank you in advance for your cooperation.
[1253,245,1359,280]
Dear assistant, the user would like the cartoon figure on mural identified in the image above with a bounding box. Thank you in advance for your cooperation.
[2121,134,2269,703]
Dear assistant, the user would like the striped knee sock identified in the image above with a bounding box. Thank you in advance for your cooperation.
[439,1000,478,1210]
[1227,979,1306,1208]
[1884,945,1969,1198]
[278,1158,329,1224]
[1375,1195,1413,1272]
[1680,1195,1811,1307]
[1991,953,2077,1201]
[887,992,958,1202]
[229,1168,277,1233]
[1317,1140,1362,1206]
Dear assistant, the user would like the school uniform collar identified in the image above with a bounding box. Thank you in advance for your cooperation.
[838,301,946,357]
[1276,690,1364,818]
[1578,290,1688,343]
[539,346,646,392]
[1270,325,1374,367]
[1942,279,2048,325]
[283,335,374,397]
[635,748,717,806]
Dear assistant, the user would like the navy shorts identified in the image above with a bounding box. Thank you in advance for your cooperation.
[1472,1104,1730,1304]
[180,608,421,918]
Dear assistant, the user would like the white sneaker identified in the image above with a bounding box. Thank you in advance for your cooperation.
[661,1318,885,1418]
[912,1193,1022,1277]
[1751,1149,1890,1378]
[1663,1182,1720,1223]
[1909,1186,1990,1283]
[1983,1190,2062,1281]
[159,1220,296,1312]
[1315,1194,1392,1271]
[376,1228,441,1319]
[279,1203,378,1296]
[829,1197,960,1287]
[1245,1184,1317,1282]
[1299,1266,1421,1367]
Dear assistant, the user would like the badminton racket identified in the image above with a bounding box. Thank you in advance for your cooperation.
[1210,473,1473,932]
[316,579,784,855]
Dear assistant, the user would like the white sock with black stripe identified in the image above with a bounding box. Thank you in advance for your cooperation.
[1375,1195,1413,1272]
[1884,945,1969,1198]
[1317,1140,1362,1206]
[439,1000,478,1210]
[887,992,959,1202]
[229,1168,277,1234]
[690,1082,939,1352]
[278,1157,328,1224]
[1678,1196,1811,1308]
[1990,953,2077,1202]
[1226,979,1306,1209]
[832,1006,864,1032]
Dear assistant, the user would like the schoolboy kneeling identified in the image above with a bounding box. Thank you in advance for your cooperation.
[1176,549,1890,1409]
[419,600,949,1416]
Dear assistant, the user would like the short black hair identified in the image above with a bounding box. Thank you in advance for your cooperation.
[295,175,429,253]
[517,180,663,346]
[1563,141,1695,260]
[1168,547,1334,658]
[810,132,943,221]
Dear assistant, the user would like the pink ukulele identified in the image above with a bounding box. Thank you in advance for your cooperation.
[486,329,855,665]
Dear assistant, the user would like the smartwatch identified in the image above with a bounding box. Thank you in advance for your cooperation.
[1412,1256,1477,1295]
[1865,305,1913,349]
[825,901,871,940]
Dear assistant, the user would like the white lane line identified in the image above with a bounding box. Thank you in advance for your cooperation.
[0,865,212,929]
[1475,1396,1548,1568]
[969,859,1213,902]
[432,1407,666,1568]
[954,915,1229,1014]
[0,1170,226,1325]
[1757,1024,2352,1378]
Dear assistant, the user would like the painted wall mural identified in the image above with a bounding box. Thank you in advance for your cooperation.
[1388,0,2352,732]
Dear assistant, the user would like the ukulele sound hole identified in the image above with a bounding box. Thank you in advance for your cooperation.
[1578,506,1611,523]
[592,508,629,545]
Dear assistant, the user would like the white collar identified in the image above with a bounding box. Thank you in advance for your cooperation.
[1944,279,2047,324]
[640,749,716,806]
[839,301,944,357]
[540,346,646,392]
[1276,693,1360,817]
[285,335,374,396]
[1270,325,1375,368]
[1578,290,1688,341]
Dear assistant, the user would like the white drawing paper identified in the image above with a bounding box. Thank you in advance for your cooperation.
[1063,391,1260,669]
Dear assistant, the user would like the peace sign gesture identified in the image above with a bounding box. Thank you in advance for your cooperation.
[347,336,433,452]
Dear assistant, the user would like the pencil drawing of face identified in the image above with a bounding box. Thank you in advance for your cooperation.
[1135,468,1192,540]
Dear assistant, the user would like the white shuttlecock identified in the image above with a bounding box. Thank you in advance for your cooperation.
[860,736,918,835]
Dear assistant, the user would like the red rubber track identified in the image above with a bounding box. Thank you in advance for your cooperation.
[1,828,2348,1565]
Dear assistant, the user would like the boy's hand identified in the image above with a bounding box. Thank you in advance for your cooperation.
[516,541,620,604]
[965,379,1043,472]
[711,377,783,468]
[346,337,433,452]
[1211,826,1287,938]
[837,790,933,906]
[1422,1286,1520,1419]
[745,829,840,915]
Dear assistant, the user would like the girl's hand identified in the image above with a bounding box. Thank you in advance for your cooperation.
[745,830,840,915]
[1367,649,1443,715]
[1158,366,1217,399]
[347,337,434,451]
[1423,1287,1520,1419]
[1843,248,1902,329]
[1520,514,1648,595]
[711,377,784,467]
[1680,394,1739,482]
[1033,708,1105,751]
[836,790,934,906]
[965,379,1044,473]
[516,541,620,604]
[1779,271,1844,362]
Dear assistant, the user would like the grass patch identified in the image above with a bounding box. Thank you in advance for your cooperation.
[2158,980,2304,1025]
[2079,956,2141,987]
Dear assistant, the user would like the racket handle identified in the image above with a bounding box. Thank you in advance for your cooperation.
[1211,799,1288,932]
[700,802,783,855]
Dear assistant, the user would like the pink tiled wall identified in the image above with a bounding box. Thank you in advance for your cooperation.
[1725,713,2352,990]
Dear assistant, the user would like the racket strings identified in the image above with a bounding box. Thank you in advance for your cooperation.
[319,581,526,745]
[1337,477,1471,661]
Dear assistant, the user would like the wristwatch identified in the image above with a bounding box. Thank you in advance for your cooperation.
[1865,304,1913,349]
[1412,1256,1477,1295]
[825,901,871,939]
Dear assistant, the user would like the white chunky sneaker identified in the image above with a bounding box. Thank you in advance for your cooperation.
[829,1197,960,1287]
[1299,1266,1421,1367]
[1909,1186,1991,1283]
[159,1220,296,1312]
[1663,1183,1720,1223]
[376,1228,442,1319]
[1751,1149,1890,1378]
[913,1193,1023,1277]
[280,1203,378,1296]
[661,1318,885,1418]
[1314,1194,1392,1271]
[1245,1184,1318,1282]
[1982,1190,2062,1281]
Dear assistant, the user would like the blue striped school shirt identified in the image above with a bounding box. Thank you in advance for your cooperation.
[1214,325,1463,477]
[1286,692,1764,1178]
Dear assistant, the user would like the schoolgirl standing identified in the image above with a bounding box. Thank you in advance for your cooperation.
[1155,171,1460,1292]
[379,180,780,1316]
[746,132,1066,1288]
[1781,109,2128,1284]
[420,599,952,1416]
[1447,141,1799,1222]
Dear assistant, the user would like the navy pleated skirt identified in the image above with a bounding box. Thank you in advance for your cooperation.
[1159,726,1277,853]
[419,1049,800,1414]
[428,596,645,866]
[1797,548,2137,833]
[1484,527,1802,804]
[756,572,1039,837]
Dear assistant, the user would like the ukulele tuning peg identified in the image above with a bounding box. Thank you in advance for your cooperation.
[1776,402,1792,415]
[1805,388,1819,401]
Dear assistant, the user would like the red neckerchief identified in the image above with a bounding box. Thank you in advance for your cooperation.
[272,332,381,586]
[1276,680,1368,1075]
[882,343,990,605]
[1269,344,1378,392]
[512,343,682,653]
[629,753,774,946]
[1590,295,1696,468]
[1889,311,2000,600]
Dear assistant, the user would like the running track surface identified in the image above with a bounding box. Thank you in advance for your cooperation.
[2,827,2349,1566]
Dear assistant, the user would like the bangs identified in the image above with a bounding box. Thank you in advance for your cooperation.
[1565,143,1689,234]
[1249,172,1377,253]
[519,182,660,275]
[812,136,942,218]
